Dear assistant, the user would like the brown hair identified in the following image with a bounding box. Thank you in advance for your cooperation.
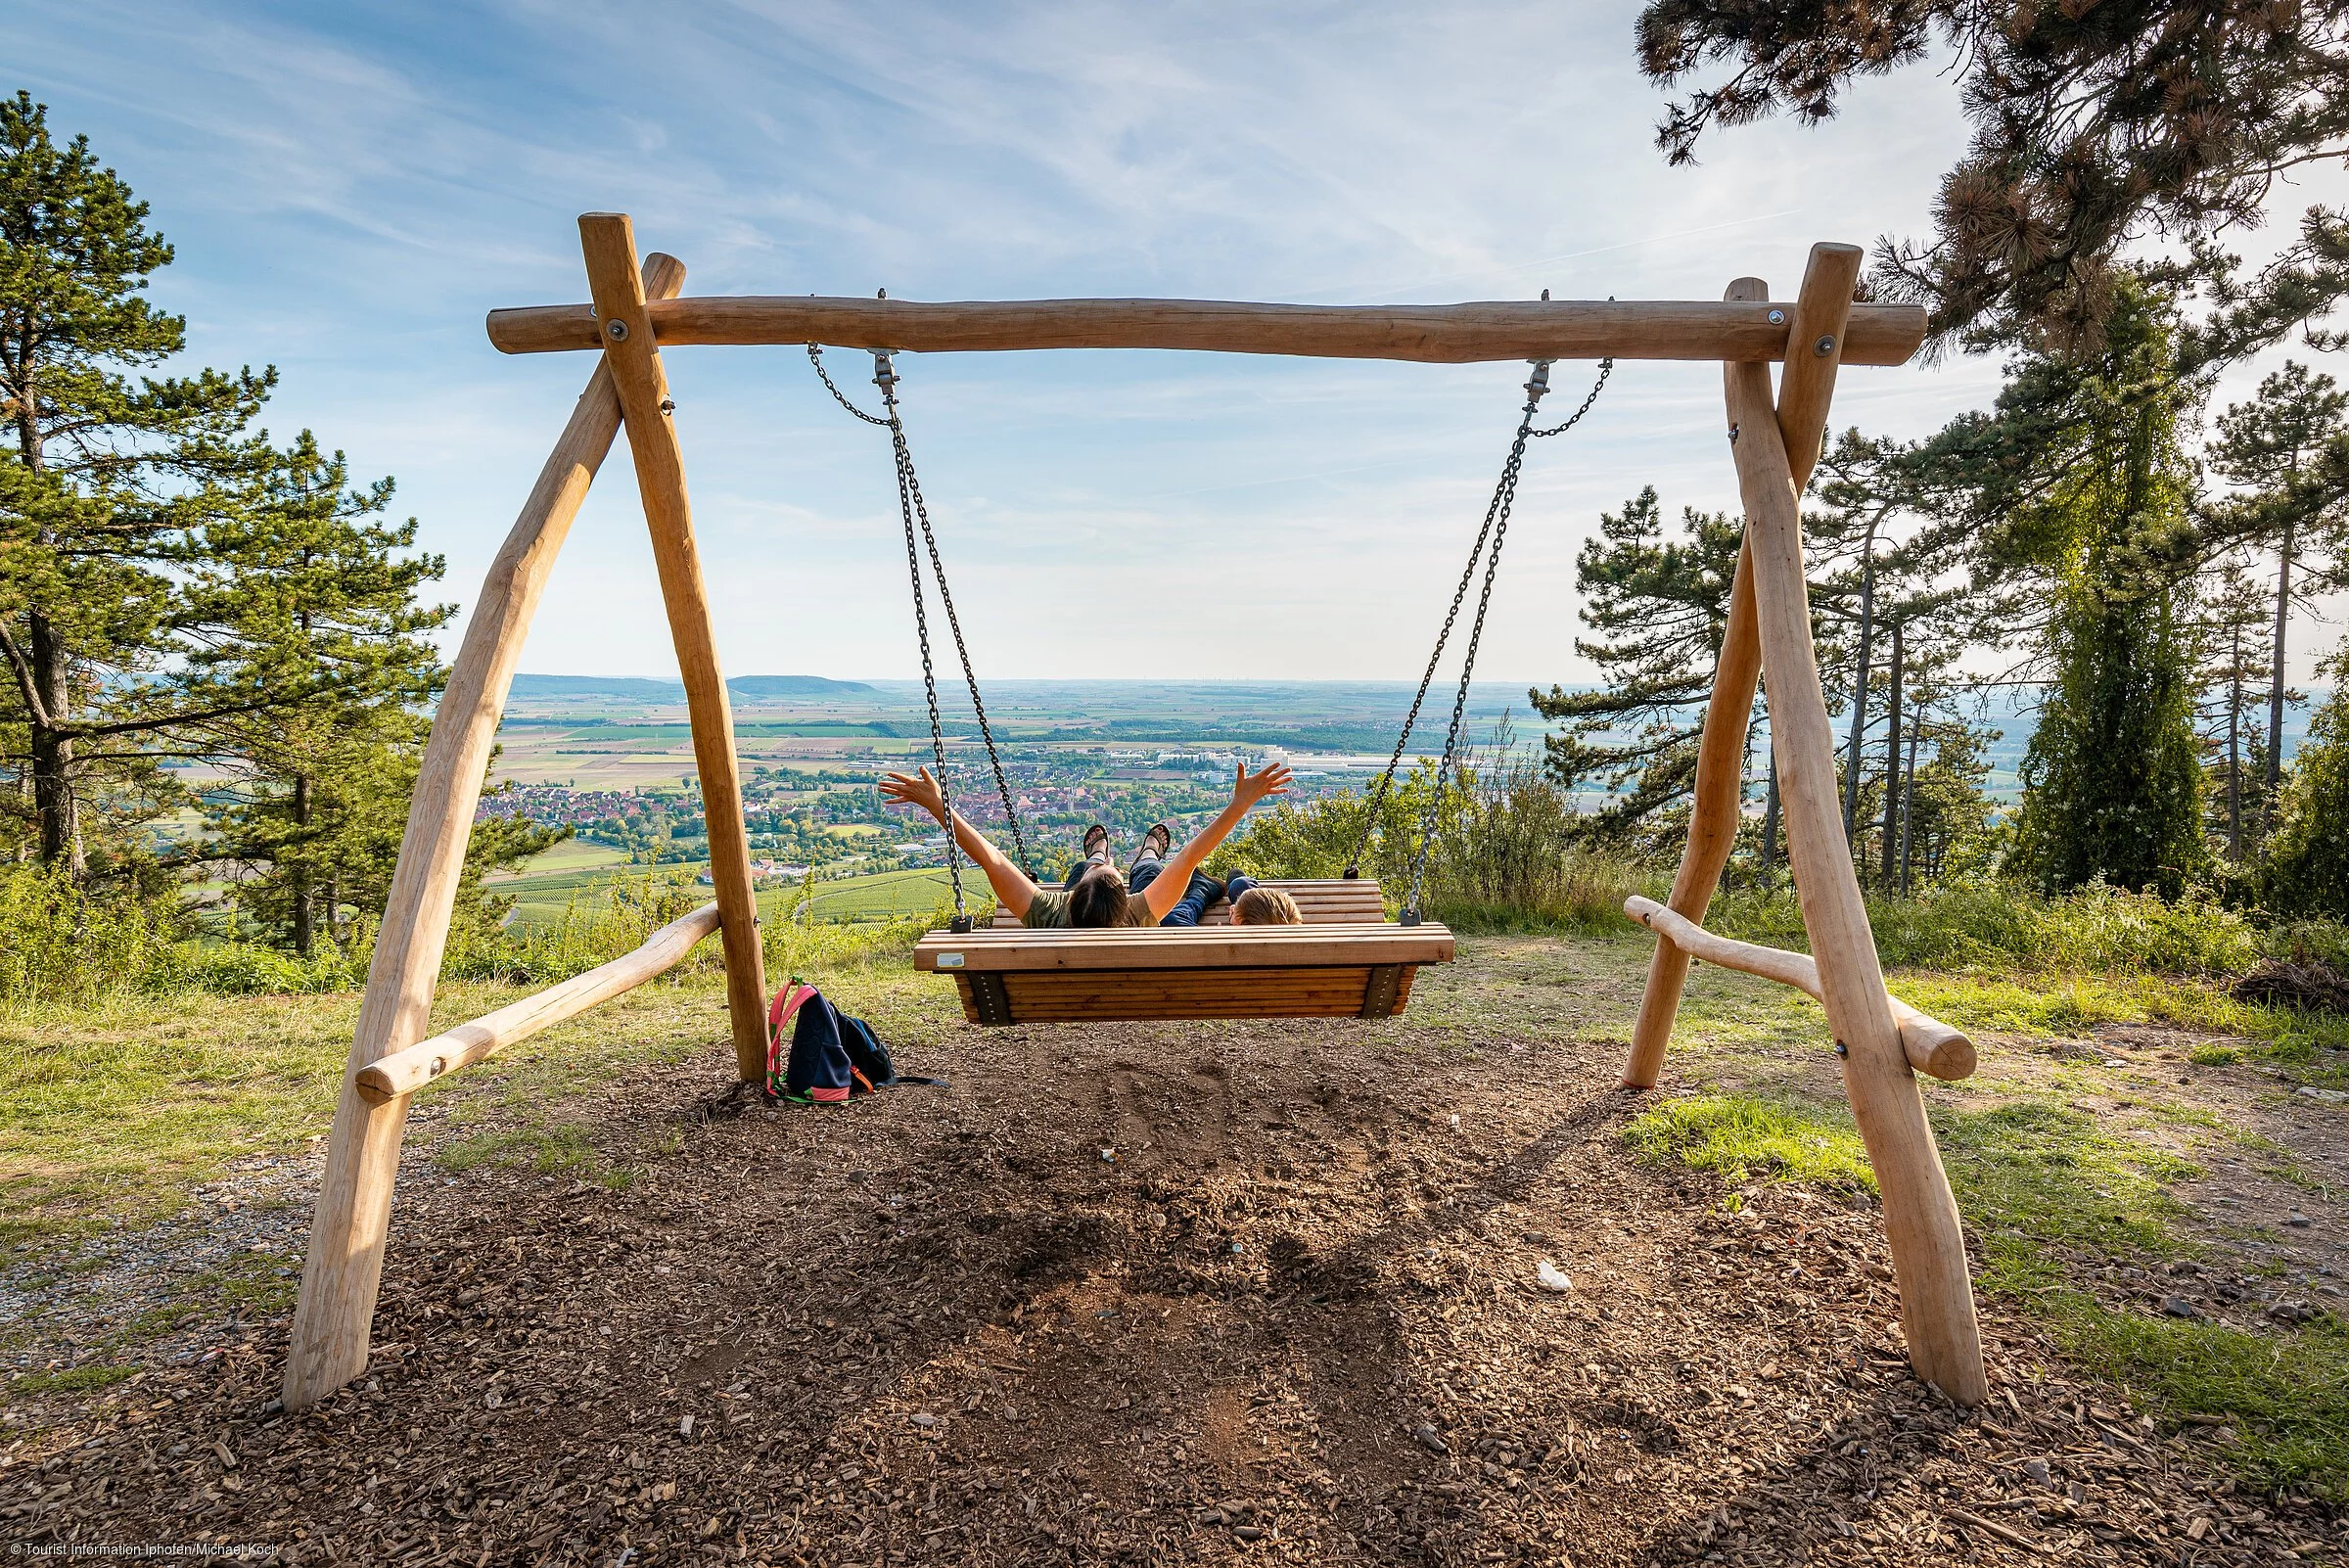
[1068,864,1147,928]
[1231,885,1303,925]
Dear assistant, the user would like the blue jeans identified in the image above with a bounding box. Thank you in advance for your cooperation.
[1067,852,1222,926]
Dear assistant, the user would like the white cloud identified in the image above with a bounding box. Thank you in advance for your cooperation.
[23,0,2330,685]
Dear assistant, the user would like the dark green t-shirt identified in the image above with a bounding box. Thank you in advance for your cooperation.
[1021,888,1152,927]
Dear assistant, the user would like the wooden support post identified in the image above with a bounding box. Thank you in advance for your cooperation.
[578,214,768,1081]
[1623,245,1861,1088]
[282,254,689,1411]
[1725,333,1988,1407]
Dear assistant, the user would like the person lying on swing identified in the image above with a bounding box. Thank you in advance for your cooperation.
[880,761,1292,927]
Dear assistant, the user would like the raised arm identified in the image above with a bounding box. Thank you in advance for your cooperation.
[1140,761,1293,923]
[879,767,1039,919]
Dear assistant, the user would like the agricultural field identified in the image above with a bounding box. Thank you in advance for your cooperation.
[491,857,973,933]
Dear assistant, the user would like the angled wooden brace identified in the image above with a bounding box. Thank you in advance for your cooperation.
[1724,333,1987,1407]
[282,255,689,1412]
[1623,246,1857,1087]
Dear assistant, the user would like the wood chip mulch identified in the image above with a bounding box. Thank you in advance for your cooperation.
[9,1018,2342,1564]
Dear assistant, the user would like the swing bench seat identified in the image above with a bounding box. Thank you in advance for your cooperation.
[921,881,1453,1024]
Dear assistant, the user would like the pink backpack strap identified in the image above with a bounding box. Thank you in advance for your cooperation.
[764,980,819,1084]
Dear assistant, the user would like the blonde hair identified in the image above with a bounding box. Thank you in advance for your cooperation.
[1231,885,1303,926]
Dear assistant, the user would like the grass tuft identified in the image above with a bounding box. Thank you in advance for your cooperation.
[1624,1093,1876,1191]
[8,1363,135,1399]
[438,1123,636,1189]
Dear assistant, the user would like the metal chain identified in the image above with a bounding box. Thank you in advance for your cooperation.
[880,386,971,928]
[807,344,891,425]
[1346,357,1612,898]
[872,354,1035,877]
[808,344,1035,911]
[1530,355,1612,438]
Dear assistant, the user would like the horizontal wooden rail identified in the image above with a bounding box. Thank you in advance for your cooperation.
[1624,897,1974,1082]
[355,903,723,1105]
[486,294,1927,366]
[915,921,1454,973]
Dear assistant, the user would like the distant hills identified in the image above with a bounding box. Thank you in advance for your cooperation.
[508,674,875,701]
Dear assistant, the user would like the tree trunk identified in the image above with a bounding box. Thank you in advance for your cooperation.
[1879,619,1904,889]
[1899,699,1921,893]
[2267,516,2295,838]
[2227,621,2243,861]
[292,772,314,958]
[1840,533,1877,848]
[1761,738,1781,872]
[26,609,81,876]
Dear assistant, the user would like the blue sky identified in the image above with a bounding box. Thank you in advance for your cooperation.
[14,1,2340,682]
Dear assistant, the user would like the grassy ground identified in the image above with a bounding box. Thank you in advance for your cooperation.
[10,930,2349,1499]
[1631,959,2349,1497]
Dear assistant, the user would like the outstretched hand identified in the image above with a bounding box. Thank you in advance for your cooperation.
[1230,761,1293,810]
[880,767,948,823]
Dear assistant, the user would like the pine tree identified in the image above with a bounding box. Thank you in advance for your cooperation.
[2207,363,2347,842]
[1997,285,2208,895]
[1807,433,1906,849]
[195,434,451,953]
[1802,434,1987,880]
[2263,644,2349,919]
[1632,0,2349,358]
[0,93,285,875]
[1530,486,1746,853]
[1899,719,2001,887]
[2194,560,2277,861]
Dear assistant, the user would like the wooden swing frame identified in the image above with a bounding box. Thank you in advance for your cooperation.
[280,215,1987,1413]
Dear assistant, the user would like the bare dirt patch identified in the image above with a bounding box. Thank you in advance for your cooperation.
[7,945,2343,1563]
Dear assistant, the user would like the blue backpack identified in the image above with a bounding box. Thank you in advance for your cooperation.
[764,980,944,1105]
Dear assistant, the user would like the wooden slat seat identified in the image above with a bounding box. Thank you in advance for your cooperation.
[915,920,1454,1024]
[989,876,1387,928]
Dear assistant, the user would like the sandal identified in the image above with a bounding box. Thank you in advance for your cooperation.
[1081,823,1111,861]
[1136,822,1173,862]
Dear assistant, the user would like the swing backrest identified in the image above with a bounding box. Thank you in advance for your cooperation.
[988,877,1388,929]
[918,919,1455,1025]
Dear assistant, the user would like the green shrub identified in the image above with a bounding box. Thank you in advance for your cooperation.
[2263,916,2349,973]
[448,869,712,985]
[1217,755,1654,933]
[1711,880,2262,977]
[1211,760,1452,888]
[2263,672,2349,920]
[0,863,181,1005]
[2030,883,2260,975]
[151,940,364,995]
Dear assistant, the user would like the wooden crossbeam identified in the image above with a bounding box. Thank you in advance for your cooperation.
[485,293,1927,365]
